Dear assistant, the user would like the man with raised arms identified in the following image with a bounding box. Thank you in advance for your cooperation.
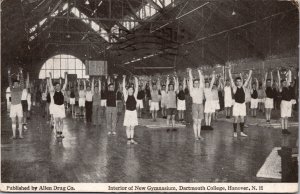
[228,66,252,137]
[188,68,205,141]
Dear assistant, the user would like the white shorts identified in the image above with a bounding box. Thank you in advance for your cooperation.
[264,98,273,109]
[52,104,66,118]
[136,99,144,109]
[257,98,264,103]
[224,98,232,108]
[100,99,107,107]
[79,98,86,107]
[161,100,167,108]
[250,98,259,109]
[123,110,138,127]
[70,98,75,105]
[10,104,23,118]
[27,102,31,111]
[204,100,215,113]
[150,102,159,111]
[281,100,292,118]
[177,99,186,111]
[49,103,54,115]
[232,102,246,117]
[213,100,220,110]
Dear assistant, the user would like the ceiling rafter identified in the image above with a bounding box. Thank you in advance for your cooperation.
[125,0,142,23]
[146,0,162,11]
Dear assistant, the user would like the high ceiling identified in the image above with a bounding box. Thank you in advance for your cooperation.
[1,0,299,77]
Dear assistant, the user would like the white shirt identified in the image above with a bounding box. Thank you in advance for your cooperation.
[224,86,232,100]
[190,87,204,104]
[86,91,93,102]
[79,90,86,98]
[161,90,167,101]
[27,93,31,103]
[21,89,28,101]
[204,88,213,101]
[6,87,11,100]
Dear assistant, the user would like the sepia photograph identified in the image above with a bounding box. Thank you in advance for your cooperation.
[0,0,299,192]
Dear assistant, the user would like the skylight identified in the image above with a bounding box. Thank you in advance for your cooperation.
[39,18,47,26]
[29,24,37,33]
[51,10,59,17]
[121,16,139,30]
[91,21,100,31]
[80,12,90,24]
[164,0,173,7]
[29,33,37,42]
[121,0,173,30]
[100,28,109,41]
[140,3,157,19]
[154,0,163,8]
[70,7,109,42]
[71,7,80,17]
[62,3,68,11]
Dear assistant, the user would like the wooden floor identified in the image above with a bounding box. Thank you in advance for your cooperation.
[1,106,298,183]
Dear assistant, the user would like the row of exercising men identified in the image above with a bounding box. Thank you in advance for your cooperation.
[8,67,295,143]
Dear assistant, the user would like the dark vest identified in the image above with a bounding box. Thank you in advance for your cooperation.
[265,87,274,98]
[234,87,245,103]
[126,95,137,111]
[117,91,122,100]
[54,91,64,105]
[107,91,116,107]
[101,90,107,99]
[46,93,51,103]
[251,89,258,99]
[137,91,145,100]
[177,90,185,100]
[70,91,75,98]
[281,87,292,101]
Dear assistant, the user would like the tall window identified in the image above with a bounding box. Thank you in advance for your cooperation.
[39,54,89,79]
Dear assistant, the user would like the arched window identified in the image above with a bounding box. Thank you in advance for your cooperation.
[39,54,89,79]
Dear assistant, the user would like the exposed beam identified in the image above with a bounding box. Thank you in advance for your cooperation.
[52,15,169,23]
[176,2,210,20]
[48,30,115,35]
[157,0,164,8]
[116,22,129,32]
[134,66,174,69]
[126,0,141,21]
[109,0,112,18]
[151,2,209,33]
[46,41,106,45]
[146,0,162,11]
[183,8,297,45]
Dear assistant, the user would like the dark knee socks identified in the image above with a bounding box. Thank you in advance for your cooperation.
[233,123,237,132]
[233,123,244,132]
[240,122,244,132]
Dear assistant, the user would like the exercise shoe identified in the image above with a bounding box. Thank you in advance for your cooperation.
[282,129,291,135]
[202,126,213,130]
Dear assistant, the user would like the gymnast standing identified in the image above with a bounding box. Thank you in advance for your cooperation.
[122,75,139,144]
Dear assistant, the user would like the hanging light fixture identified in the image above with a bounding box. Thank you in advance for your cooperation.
[232,0,236,16]
[232,10,236,16]
[85,0,89,5]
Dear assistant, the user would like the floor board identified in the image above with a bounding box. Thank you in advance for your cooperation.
[1,107,298,183]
